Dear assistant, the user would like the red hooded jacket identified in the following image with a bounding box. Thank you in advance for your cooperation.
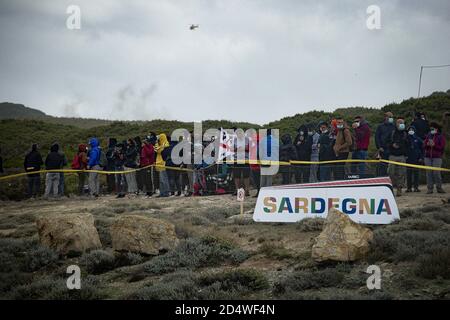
[424,133,446,158]
[354,121,371,150]
[140,143,155,167]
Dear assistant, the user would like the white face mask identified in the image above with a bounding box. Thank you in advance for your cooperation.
[308,131,314,136]
[354,121,360,127]
[321,129,328,134]
[337,124,344,129]
[431,129,437,135]
[408,130,415,135]
[388,118,394,124]
[299,131,304,135]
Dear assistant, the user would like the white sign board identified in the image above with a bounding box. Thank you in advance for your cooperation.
[237,188,245,202]
[253,178,399,224]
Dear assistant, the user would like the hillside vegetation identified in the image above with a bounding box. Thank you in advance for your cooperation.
[1,91,450,168]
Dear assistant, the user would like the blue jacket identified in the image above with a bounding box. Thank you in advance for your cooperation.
[88,138,101,167]
[375,122,396,150]
[406,134,423,163]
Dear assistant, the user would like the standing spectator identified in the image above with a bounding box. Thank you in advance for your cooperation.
[71,144,88,195]
[279,134,297,184]
[87,137,101,197]
[166,138,183,196]
[424,122,446,194]
[140,135,156,196]
[57,147,67,196]
[309,124,320,183]
[260,129,279,188]
[105,138,117,193]
[155,133,170,197]
[0,147,3,174]
[124,138,138,195]
[134,136,144,193]
[293,125,312,183]
[318,121,335,181]
[387,118,409,196]
[24,143,43,198]
[411,112,430,140]
[405,126,423,193]
[333,118,353,180]
[351,115,371,178]
[44,143,64,198]
[232,130,251,196]
[114,141,127,198]
[249,132,261,197]
[375,112,396,176]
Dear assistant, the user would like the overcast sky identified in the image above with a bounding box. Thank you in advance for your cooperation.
[0,0,449,124]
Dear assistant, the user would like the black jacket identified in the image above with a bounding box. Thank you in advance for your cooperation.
[106,138,117,170]
[387,129,409,156]
[319,133,335,161]
[279,134,297,162]
[0,155,3,173]
[45,144,65,170]
[125,144,138,168]
[375,122,396,150]
[24,150,43,172]
[410,118,429,140]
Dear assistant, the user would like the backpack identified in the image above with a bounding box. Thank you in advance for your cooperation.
[99,149,108,168]
[71,153,81,169]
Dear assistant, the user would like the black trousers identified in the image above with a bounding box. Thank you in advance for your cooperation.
[407,167,419,189]
[334,152,349,181]
[295,165,310,183]
[27,174,41,197]
[106,173,115,193]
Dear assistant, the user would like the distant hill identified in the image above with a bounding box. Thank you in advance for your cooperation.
[0,102,112,129]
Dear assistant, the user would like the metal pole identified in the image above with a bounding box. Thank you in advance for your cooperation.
[417,66,423,98]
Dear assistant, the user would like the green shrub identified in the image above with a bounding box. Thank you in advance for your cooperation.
[198,269,269,292]
[415,248,450,279]
[0,272,33,297]
[143,236,249,275]
[10,275,105,300]
[82,250,116,275]
[273,268,347,296]
[24,246,58,272]
[115,252,144,267]
[190,215,211,226]
[259,243,293,260]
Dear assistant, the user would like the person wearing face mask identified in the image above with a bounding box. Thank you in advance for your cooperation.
[424,122,446,194]
[293,124,312,183]
[351,115,371,178]
[333,118,353,180]
[308,123,320,183]
[318,121,335,181]
[375,112,396,176]
[279,133,298,184]
[405,126,423,193]
[411,112,430,140]
[386,118,409,196]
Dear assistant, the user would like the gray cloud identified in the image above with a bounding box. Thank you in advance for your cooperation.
[0,0,449,124]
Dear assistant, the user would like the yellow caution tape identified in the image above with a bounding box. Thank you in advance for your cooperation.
[1,159,449,181]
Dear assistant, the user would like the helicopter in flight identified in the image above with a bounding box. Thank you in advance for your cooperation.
[190,24,199,30]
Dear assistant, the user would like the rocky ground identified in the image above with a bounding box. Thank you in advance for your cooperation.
[0,187,449,300]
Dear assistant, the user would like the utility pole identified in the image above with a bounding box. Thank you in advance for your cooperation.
[417,64,450,98]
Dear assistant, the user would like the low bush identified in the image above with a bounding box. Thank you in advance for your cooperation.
[415,248,450,279]
[143,236,249,275]
[115,252,144,267]
[82,250,116,275]
[24,246,59,272]
[259,243,293,260]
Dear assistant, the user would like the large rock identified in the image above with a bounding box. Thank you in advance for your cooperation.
[110,215,179,255]
[311,208,373,262]
[36,213,102,255]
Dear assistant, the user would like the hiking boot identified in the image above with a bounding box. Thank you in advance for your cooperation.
[437,188,446,194]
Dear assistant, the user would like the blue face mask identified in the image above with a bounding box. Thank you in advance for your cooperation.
[398,123,405,131]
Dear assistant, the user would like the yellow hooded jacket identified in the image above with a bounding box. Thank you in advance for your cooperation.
[155,133,169,171]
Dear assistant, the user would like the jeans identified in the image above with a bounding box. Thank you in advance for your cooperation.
[44,173,60,197]
[309,164,318,183]
[27,174,41,197]
[260,173,272,188]
[168,169,182,194]
[351,150,368,178]
[58,173,65,196]
[124,167,137,193]
[406,167,419,190]
[424,158,443,191]
[89,165,101,195]
[115,166,127,195]
[319,165,332,182]
[159,170,170,196]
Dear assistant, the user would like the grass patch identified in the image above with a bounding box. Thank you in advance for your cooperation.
[142,236,249,275]
[259,243,294,260]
